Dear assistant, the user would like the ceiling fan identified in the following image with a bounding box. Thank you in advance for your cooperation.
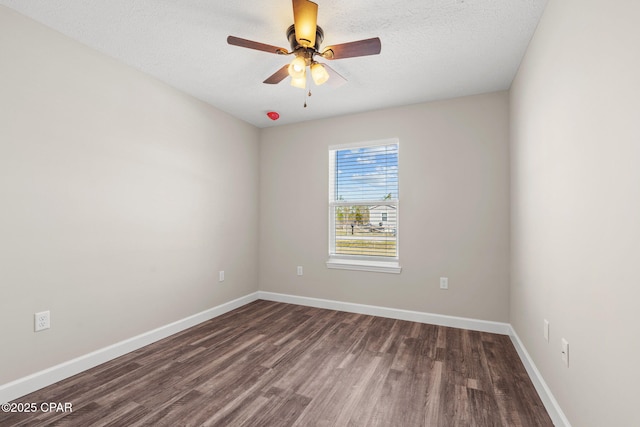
[227,0,381,89]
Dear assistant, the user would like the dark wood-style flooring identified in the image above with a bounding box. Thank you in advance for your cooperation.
[2,300,553,426]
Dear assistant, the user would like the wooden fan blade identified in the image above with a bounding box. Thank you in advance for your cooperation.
[227,36,288,55]
[292,0,318,48]
[263,65,290,84]
[321,37,381,60]
[321,63,347,88]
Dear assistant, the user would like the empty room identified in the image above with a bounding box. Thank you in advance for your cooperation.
[1,1,638,426]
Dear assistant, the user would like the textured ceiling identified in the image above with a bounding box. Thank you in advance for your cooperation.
[0,0,547,127]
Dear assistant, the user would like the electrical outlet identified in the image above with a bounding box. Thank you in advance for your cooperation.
[34,311,50,332]
[544,319,549,342]
[219,271,224,282]
[297,266,303,276]
[439,277,448,289]
[561,338,569,367]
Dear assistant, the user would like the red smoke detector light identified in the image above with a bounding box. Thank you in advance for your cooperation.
[266,111,280,121]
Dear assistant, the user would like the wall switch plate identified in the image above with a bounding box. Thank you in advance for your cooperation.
[439,277,448,289]
[297,266,303,276]
[35,311,50,332]
[561,338,569,367]
[544,319,549,342]
[219,271,224,282]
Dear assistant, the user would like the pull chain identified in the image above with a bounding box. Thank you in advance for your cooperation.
[304,89,312,108]
[303,86,307,108]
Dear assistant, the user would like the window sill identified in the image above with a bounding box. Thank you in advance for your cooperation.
[326,258,402,274]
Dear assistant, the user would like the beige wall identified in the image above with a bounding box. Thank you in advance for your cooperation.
[510,0,640,425]
[0,7,260,384]
[259,92,510,322]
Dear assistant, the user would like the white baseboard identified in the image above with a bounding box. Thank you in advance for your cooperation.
[0,292,259,404]
[257,291,511,335]
[508,327,572,427]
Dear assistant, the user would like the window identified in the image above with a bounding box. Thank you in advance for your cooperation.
[327,139,401,273]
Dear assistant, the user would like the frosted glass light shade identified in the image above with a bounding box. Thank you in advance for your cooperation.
[288,56,306,79]
[311,62,329,85]
[290,73,306,89]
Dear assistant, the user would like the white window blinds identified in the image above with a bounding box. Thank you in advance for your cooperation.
[329,140,399,259]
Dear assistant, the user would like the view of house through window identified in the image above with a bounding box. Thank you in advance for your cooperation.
[329,140,399,260]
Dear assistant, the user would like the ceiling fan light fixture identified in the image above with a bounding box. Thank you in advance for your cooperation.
[288,55,306,78]
[310,62,329,85]
[290,73,306,89]
[292,0,318,48]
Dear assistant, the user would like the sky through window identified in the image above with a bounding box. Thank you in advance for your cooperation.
[335,144,398,202]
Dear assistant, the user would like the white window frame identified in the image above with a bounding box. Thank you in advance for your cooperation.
[327,138,401,274]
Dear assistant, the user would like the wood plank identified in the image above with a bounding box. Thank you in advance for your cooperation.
[1,300,553,427]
